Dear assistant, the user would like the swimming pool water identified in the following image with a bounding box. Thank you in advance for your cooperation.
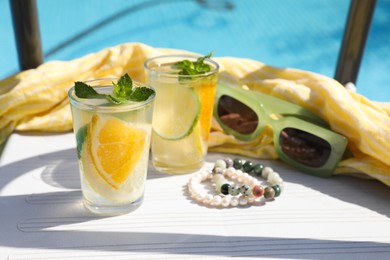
[1,0,389,101]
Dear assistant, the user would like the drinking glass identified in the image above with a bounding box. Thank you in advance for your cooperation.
[145,55,219,174]
[68,78,155,215]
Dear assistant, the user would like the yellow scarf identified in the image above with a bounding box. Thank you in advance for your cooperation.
[1,43,389,186]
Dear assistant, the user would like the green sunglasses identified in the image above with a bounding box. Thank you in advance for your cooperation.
[213,81,348,178]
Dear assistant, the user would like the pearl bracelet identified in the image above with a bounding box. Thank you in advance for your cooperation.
[187,158,284,208]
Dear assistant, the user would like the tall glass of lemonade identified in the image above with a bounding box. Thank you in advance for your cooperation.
[145,54,219,174]
[68,76,155,215]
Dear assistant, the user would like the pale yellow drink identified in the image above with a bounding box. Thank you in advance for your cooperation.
[145,55,219,173]
[68,78,154,215]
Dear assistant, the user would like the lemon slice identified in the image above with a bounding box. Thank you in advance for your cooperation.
[152,84,200,140]
[88,115,146,190]
[81,137,146,203]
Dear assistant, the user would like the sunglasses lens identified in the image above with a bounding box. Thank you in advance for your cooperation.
[217,95,259,134]
[279,127,331,167]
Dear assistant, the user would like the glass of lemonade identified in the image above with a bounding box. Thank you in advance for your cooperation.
[144,55,219,174]
[68,78,155,215]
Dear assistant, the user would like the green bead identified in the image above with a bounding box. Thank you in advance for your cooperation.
[272,185,281,197]
[233,159,243,169]
[253,164,264,176]
[221,183,230,195]
[243,161,254,173]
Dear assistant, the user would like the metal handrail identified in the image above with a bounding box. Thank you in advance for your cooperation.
[335,0,377,85]
[10,0,43,71]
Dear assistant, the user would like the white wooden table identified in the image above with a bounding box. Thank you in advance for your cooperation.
[1,132,390,259]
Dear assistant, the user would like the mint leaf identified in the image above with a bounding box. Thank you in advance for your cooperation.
[74,73,155,104]
[112,73,133,100]
[173,51,214,78]
[194,51,213,72]
[74,81,105,99]
[76,124,88,159]
[108,73,134,104]
[173,60,194,71]
[129,87,155,101]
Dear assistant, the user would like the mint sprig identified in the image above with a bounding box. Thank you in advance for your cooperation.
[173,51,214,77]
[74,73,155,104]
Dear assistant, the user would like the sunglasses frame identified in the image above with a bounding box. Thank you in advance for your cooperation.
[214,82,348,177]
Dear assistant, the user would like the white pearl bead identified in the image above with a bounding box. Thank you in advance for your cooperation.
[247,196,255,203]
[221,196,230,207]
[235,170,243,180]
[267,171,279,181]
[191,176,200,184]
[190,184,198,194]
[230,170,238,180]
[268,175,283,186]
[196,192,206,202]
[213,195,222,206]
[242,174,251,183]
[225,167,235,177]
[262,166,273,178]
[230,197,239,206]
[200,171,209,180]
[239,196,248,205]
[203,194,213,204]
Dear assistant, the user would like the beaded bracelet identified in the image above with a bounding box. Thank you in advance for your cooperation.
[187,158,284,208]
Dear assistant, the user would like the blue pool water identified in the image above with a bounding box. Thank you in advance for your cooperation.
[1,0,389,101]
